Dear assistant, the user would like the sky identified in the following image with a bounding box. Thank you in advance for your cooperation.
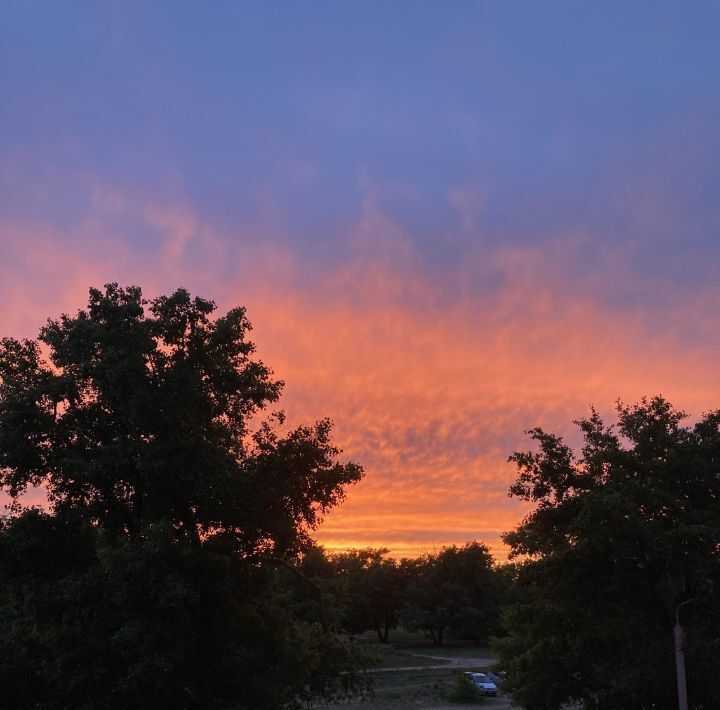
[2,2,720,559]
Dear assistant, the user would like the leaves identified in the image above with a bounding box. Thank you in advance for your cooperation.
[401,542,501,646]
[0,283,362,553]
[0,284,367,709]
[499,397,720,709]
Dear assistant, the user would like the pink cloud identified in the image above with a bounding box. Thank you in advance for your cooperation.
[2,190,719,560]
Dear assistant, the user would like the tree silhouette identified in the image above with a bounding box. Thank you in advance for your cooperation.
[0,284,366,710]
[497,397,720,709]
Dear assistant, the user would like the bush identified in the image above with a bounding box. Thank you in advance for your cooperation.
[447,673,484,704]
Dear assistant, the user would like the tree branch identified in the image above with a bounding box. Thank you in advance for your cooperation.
[261,556,328,633]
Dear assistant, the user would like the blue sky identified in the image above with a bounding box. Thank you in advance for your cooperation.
[4,2,719,264]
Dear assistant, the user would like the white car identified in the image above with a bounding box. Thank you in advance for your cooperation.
[464,671,498,696]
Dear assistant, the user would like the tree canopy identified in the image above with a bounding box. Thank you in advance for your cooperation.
[497,396,720,709]
[401,541,501,646]
[0,284,365,710]
[330,548,408,643]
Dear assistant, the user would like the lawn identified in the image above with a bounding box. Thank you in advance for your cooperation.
[315,666,515,709]
[318,631,514,709]
[359,629,497,667]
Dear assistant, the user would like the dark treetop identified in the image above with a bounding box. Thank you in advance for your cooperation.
[0,284,365,710]
[497,397,720,710]
[0,283,362,555]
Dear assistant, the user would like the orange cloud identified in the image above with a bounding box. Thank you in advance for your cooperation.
[2,192,720,561]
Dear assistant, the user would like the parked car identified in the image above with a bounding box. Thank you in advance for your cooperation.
[463,672,498,696]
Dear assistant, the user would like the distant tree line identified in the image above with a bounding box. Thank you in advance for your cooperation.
[278,540,510,647]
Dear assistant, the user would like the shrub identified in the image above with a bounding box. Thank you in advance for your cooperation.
[447,673,484,704]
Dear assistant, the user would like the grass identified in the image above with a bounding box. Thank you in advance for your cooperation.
[363,666,461,705]
[317,630,505,708]
[315,666,515,709]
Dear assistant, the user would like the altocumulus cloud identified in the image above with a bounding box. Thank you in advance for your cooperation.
[2,188,720,558]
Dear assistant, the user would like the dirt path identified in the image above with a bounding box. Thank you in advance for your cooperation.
[413,652,498,668]
[368,652,498,673]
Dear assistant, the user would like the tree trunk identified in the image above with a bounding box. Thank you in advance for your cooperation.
[383,617,391,643]
[182,507,200,544]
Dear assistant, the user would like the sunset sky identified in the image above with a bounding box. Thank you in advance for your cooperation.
[2,2,720,559]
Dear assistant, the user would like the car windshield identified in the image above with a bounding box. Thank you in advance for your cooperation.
[474,674,491,682]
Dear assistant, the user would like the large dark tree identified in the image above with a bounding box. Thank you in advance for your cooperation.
[497,397,720,710]
[0,284,366,710]
[333,548,408,643]
[400,541,501,646]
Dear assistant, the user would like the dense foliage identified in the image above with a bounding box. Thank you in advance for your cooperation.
[333,548,408,642]
[446,673,484,704]
[401,542,503,646]
[0,284,365,710]
[497,397,720,709]
[277,543,507,649]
